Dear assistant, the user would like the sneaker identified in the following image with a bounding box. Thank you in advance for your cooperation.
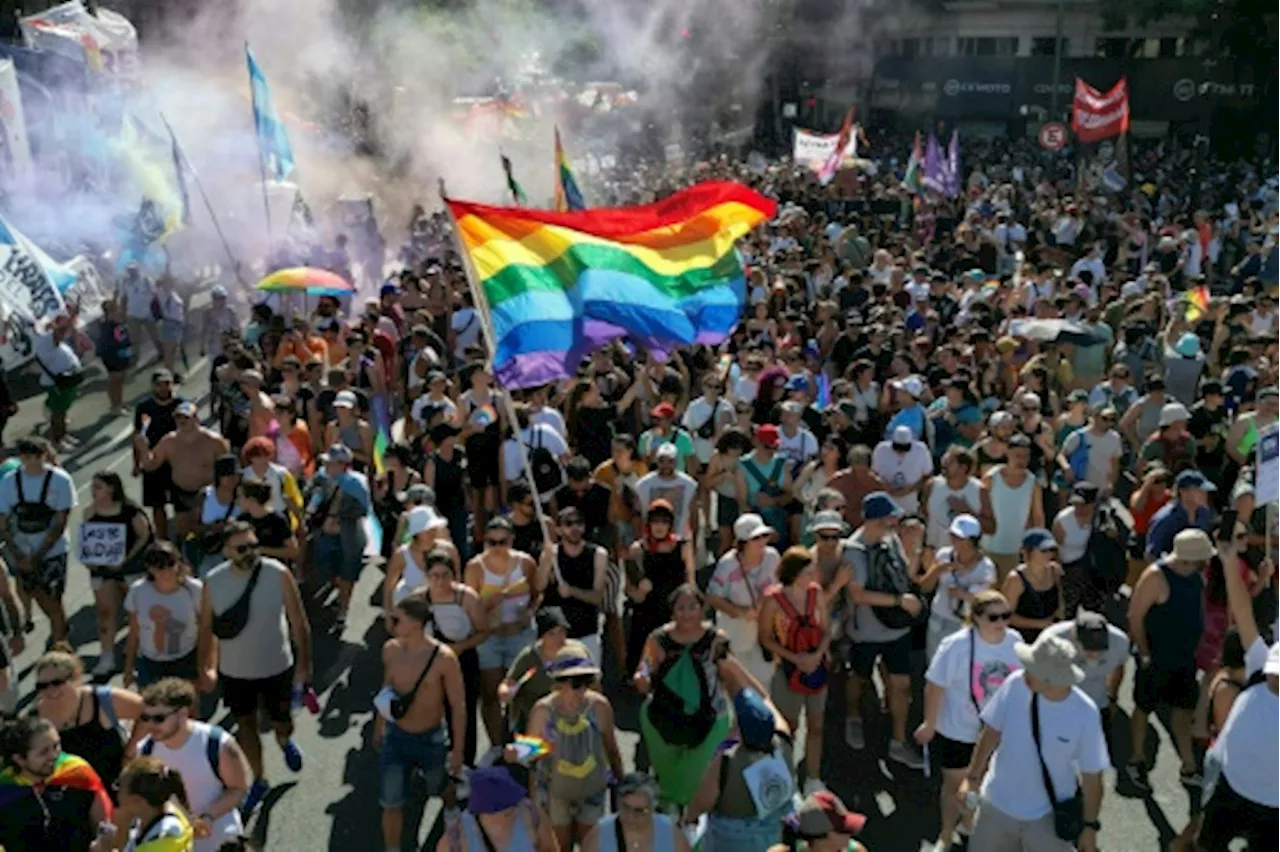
[1180,767,1203,788]
[1125,762,1152,794]
[802,778,827,796]
[844,717,865,750]
[888,739,926,770]
[92,651,116,677]
[281,739,304,772]
[240,778,270,817]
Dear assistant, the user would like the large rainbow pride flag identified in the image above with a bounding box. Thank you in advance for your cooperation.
[447,180,775,389]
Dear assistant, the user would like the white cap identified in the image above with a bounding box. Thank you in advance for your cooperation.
[1158,402,1191,427]
[334,390,357,409]
[1265,641,1280,677]
[655,442,679,460]
[406,506,447,537]
[892,425,914,446]
[1120,281,1143,298]
[891,376,924,398]
[949,513,982,539]
[990,410,1015,428]
[733,513,775,542]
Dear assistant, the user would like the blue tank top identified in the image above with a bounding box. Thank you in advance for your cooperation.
[595,812,678,852]
[459,808,535,851]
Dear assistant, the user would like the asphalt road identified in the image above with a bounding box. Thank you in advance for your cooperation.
[4,345,1202,852]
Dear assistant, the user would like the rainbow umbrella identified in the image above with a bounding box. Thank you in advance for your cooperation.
[255,266,354,296]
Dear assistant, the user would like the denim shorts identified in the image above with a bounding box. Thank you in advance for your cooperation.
[379,723,449,809]
[477,624,535,671]
[135,649,199,687]
[312,532,363,583]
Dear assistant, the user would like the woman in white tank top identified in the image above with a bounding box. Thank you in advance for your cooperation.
[981,464,1035,557]
[382,506,451,627]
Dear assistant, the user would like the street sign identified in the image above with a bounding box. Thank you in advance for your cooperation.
[1039,122,1067,151]
[1258,423,1279,506]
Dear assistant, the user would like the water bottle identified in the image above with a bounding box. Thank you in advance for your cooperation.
[302,683,320,715]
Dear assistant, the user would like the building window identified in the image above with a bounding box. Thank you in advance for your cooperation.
[1030,36,1066,57]
[957,36,1018,57]
[1096,37,1130,58]
[1158,37,1180,57]
[902,37,947,58]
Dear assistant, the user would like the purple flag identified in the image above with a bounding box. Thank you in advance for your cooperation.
[923,133,945,195]
[944,131,961,198]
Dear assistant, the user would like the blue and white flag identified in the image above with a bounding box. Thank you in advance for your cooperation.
[246,44,295,181]
[0,215,74,367]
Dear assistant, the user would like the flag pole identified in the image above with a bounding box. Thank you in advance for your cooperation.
[159,112,249,291]
[438,179,552,539]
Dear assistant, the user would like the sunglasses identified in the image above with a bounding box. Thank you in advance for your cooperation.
[817,532,842,541]
[485,537,510,547]
[561,519,585,529]
[35,677,69,692]
[232,543,258,555]
[564,674,594,690]
[982,611,1013,622]
[139,710,177,724]
[148,560,178,572]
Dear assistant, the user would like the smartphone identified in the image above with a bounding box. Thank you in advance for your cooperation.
[1217,508,1238,542]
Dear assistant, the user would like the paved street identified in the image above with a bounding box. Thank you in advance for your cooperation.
[3,347,1203,851]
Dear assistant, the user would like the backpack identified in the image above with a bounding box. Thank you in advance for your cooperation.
[528,426,564,495]
[1063,428,1091,484]
[647,629,720,747]
[772,584,828,694]
[857,538,916,630]
[140,725,227,785]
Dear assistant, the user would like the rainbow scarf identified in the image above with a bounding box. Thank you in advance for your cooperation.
[1183,284,1211,321]
[553,127,585,212]
[447,180,775,389]
[0,752,108,808]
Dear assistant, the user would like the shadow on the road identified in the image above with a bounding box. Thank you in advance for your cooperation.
[250,780,299,849]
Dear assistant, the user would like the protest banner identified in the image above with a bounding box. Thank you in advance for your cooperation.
[78,521,127,567]
[1257,422,1279,507]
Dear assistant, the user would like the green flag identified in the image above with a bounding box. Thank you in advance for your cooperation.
[501,154,527,205]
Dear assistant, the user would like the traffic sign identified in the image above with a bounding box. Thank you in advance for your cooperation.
[1039,122,1067,151]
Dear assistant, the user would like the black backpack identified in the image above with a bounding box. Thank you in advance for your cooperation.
[528,426,564,494]
[647,629,719,747]
[859,539,916,630]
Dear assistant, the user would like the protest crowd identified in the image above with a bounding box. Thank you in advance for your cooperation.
[0,60,1277,852]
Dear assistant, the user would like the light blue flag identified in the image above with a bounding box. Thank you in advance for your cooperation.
[246,44,296,181]
[0,215,77,308]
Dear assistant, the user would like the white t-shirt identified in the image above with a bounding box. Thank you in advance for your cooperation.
[928,550,998,626]
[124,577,203,662]
[870,440,934,513]
[33,333,81,388]
[451,308,481,358]
[926,627,1023,743]
[121,274,155,320]
[0,465,76,556]
[777,426,819,473]
[979,670,1112,820]
[1061,428,1123,491]
[1209,638,1278,807]
[501,424,569,483]
[531,406,567,440]
[410,394,458,427]
[634,471,699,538]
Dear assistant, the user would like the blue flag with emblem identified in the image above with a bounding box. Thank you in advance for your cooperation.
[246,44,295,182]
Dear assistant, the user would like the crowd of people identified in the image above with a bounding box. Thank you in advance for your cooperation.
[0,129,1276,852]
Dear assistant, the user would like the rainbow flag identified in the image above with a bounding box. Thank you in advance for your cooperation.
[1184,284,1211,321]
[554,127,585,212]
[0,752,110,811]
[447,181,775,389]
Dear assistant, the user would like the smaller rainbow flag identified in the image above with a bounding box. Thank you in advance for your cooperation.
[511,734,553,764]
[554,127,585,212]
[1184,284,1211,321]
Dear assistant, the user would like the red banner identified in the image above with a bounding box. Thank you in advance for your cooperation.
[1071,78,1129,143]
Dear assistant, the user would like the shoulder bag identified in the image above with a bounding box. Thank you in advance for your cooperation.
[211,559,266,640]
[1031,693,1085,842]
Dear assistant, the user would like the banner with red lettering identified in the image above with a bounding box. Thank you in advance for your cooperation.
[1071,78,1129,143]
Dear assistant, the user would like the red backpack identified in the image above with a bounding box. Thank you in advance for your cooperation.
[772,584,827,694]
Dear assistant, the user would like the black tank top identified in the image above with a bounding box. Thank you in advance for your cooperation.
[89,503,149,566]
[431,450,467,515]
[1012,567,1059,645]
[1146,561,1205,670]
[58,687,126,795]
[511,517,544,561]
[572,406,615,468]
[543,544,602,638]
[638,541,687,622]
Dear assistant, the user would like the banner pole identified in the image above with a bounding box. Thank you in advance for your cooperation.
[439,180,552,539]
[159,113,249,292]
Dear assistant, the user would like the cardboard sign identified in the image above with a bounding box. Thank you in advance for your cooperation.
[78,522,126,567]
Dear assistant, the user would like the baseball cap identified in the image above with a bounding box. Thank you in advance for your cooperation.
[654,443,679,461]
[733,688,777,750]
[380,282,402,297]
[784,374,810,392]
[1158,402,1191,427]
[793,790,866,839]
[862,491,903,521]
[948,513,982,540]
[1069,482,1100,505]
[781,400,805,416]
[1175,469,1217,491]
[333,390,357,409]
[326,444,354,464]
[890,376,924,398]
[755,424,781,448]
[733,513,776,542]
[808,510,847,535]
[174,401,198,418]
[891,425,914,447]
[152,369,174,384]
[1022,528,1058,552]
[650,402,677,420]
[1075,610,1110,653]
[406,506,447,537]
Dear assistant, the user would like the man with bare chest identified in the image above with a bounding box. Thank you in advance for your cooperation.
[375,589,466,852]
[133,401,230,538]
